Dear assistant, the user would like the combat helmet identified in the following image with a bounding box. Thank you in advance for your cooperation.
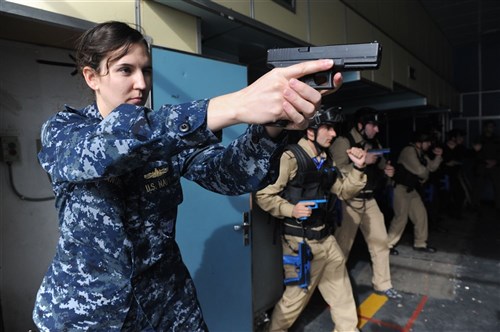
[308,106,344,129]
[355,107,380,127]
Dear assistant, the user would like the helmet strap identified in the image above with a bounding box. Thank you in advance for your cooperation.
[311,130,328,156]
[357,124,368,141]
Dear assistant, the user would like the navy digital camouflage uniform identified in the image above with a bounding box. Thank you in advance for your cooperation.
[33,100,287,331]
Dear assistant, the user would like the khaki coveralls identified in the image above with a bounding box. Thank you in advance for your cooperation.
[330,128,393,292]
[387,144,442,249]
[255,138,366,332]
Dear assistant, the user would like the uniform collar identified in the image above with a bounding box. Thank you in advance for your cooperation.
[298,137,327,160]
[350,127,365,144]
[64,102,103,121]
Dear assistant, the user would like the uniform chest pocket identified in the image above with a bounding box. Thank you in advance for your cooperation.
[140,160,182,206]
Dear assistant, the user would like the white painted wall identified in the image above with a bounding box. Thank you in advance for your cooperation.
[0,39,93,331]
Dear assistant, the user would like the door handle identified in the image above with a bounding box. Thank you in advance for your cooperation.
[233,211,250,246]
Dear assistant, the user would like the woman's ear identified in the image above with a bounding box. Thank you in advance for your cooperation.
[82,66,99,91]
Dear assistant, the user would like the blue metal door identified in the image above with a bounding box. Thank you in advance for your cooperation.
[151,47,251,331]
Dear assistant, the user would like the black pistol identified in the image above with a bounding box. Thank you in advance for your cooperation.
[267,41,382,89]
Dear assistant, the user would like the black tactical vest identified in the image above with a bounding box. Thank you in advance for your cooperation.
[280,144,338,228]
[346,133,385,196]
[393,146,427,191]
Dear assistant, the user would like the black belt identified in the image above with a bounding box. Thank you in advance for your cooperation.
[283,225,331,240]
[355,192,375,200]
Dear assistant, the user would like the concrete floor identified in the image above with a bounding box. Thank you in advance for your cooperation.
[286,202,500,332]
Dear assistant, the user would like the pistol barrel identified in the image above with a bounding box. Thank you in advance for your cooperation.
[267,42,382,71]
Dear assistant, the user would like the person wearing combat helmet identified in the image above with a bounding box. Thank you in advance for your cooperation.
[388,130,443,254]
[255,106,367,332]
[330,107,402,300]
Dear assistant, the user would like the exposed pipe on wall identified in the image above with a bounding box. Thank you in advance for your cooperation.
[135,0,141,29]
[250,0,254,19]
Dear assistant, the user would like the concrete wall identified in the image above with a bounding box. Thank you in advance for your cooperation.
[5,0,199,53]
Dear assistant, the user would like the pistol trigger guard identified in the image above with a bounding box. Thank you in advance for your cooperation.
[300,71,334,89]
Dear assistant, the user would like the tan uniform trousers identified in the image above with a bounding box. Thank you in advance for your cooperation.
[387,184,429,248]
[270,234,358,332]
[334,198,392,291]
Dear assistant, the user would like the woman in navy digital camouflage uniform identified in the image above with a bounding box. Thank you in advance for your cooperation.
[32,21,342,331]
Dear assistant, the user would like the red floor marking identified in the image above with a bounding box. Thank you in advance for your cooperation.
[358,295,429,331]
[403,295,429,332]
[358,315,404,331]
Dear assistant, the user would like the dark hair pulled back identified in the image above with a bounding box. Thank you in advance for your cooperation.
[75,21,149,75]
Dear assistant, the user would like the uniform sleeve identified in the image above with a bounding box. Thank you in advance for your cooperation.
[254,152,296,219]
[180,124,288,195]
[398,146,429,180]
[330,167,367,200]
[39,101,216,183]
[330,136,353,176]
[330,135,367,199]
[425,155,443,173]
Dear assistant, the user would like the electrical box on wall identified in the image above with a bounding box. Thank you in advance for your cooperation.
[0,136,21,162]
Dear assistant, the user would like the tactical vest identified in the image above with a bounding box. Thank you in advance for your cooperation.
[393,146,426,191]
[280,144,338,229]
[346,133,385,197]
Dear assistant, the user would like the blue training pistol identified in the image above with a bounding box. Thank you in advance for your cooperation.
[298,198,328,220]
[367,148,390,155]
[283,241,313,289]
